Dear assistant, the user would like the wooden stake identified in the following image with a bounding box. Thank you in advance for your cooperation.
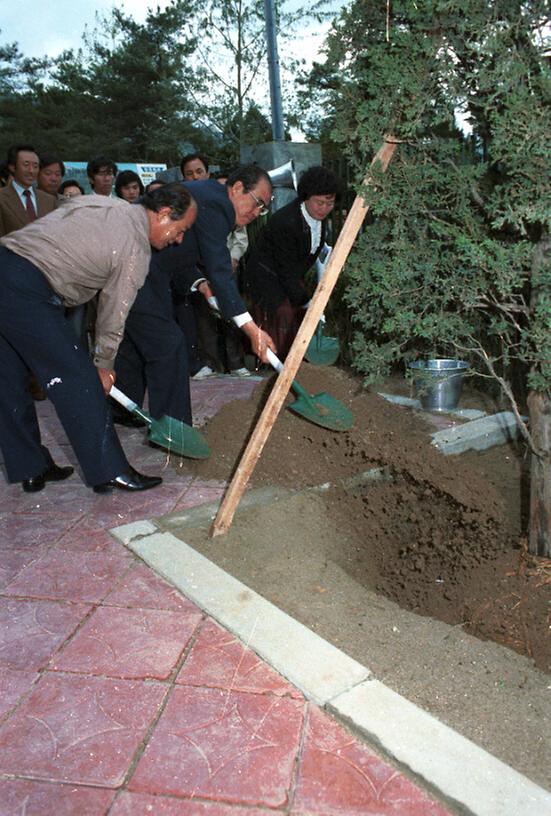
[210,136,398,537]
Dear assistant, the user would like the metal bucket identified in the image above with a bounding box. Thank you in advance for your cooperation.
[408,359,469,411]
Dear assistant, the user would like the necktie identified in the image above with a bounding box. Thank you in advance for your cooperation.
[23,189,37,222]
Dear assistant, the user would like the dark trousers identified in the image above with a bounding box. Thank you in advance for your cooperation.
[172,293,202,376]
[194,292,245,372]
[0,248,128,485]
[114,264,192,426]
[252,299,304,361]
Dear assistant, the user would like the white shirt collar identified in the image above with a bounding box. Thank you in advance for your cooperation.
[300,202,322,254]
[12,179,37,207]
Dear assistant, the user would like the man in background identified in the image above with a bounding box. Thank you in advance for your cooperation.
[180,152,210,181]
[87,157,117,196]
[37,155,66,198]
[0,144,57,237]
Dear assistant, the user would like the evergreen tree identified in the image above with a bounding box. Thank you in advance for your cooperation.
[0,2,212,162]
[308,0,551,553]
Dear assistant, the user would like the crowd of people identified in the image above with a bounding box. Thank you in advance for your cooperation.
[0,142,339,495]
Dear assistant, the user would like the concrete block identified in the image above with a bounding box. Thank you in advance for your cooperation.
[118,528,370,705]
[329,679,551,816]
[431,411,523,455]
[378,392,421,409]
[378,392,486,420]
[110,519,157,544]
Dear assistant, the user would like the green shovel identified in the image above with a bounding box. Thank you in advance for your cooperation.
[305,319,340,366]
[109,385,211,459]
[267,349,353,432]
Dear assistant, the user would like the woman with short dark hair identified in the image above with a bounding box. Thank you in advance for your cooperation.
[243,165,340,359]
[115,169,145,203]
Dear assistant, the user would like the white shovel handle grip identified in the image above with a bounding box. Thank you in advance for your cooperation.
[315,243,332,282]
[266,348,284,373]
[109,385,138,412]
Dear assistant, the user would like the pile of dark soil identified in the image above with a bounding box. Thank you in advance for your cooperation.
[186,364,550,673]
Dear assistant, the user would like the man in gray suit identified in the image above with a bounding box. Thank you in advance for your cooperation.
[0,144,57,237]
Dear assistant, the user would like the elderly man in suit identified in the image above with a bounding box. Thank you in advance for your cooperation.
[112,164,276,426]
[0,144,57,236]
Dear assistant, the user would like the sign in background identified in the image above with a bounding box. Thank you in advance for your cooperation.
[62,162,167,193]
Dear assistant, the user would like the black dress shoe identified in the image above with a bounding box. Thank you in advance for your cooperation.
[112,413,147,428]
[93,467,162,493]
[22,463,75,493]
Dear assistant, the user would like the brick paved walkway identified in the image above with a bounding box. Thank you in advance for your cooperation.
[0,379,453,814]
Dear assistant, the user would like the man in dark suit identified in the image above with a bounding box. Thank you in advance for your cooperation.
[0,144,57,236]
[113,164,276,425]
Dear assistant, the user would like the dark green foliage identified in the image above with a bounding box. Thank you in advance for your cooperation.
[0,2,217,162]
[306,0,550,406]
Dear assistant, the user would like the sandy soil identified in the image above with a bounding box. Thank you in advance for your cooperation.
[161,363,551,788]
[188,364,549,673]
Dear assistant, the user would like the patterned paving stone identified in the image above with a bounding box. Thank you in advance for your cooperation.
[13,481,98,515]
[177,619,301,699]
[0,479,37,512]
[173,480,226,512]
[0,673,167,786]
[190,378,261,427]
[104,562,201,613]
[87,482,187,528]
[0,667,39,719]
[55,523,130,554]
[0,778,115,815]
[111,791,276,815]
[0,598,90,671]
[51,605,202,680]
[3,548,132,603]
[0,548,47,590]
[292,707,452,816]
[0,511,81,550]
[129,686,305,807]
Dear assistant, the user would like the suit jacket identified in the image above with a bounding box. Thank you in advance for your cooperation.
[243,198,326,315]
[0,185,57,237]
[176,179,247,319]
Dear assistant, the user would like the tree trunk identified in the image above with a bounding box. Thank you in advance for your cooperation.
[528,390,551,557]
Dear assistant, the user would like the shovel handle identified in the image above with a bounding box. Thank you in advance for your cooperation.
[109,385,137,410]
[315,244,332,282]
[266,349,314,405]
[109,385,150,424]
[266,347,284,373]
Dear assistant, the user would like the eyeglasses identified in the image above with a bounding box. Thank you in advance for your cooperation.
[96,170,115,177]
[247,189,271,216]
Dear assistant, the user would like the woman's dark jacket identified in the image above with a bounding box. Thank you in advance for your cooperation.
[243,198,326,315]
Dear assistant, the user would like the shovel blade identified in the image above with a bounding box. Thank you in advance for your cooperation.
[288,392,353,432]
[305,322,340,366]
[305,334,340,366]
[148,415,211,459]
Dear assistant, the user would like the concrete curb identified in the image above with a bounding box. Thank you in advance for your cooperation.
[378,392,486,421]
[430,411,524,455]
[112,520,551,816]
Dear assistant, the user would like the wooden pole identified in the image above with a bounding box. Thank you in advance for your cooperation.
[210,136,398,537]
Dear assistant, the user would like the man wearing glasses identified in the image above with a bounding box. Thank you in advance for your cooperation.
[86,157,117,196]
[187,164,274,355]
[112,164,276,428]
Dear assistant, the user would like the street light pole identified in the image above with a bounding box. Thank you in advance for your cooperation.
[264,0,285,140]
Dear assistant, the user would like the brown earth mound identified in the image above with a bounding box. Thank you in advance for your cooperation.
[186,364,550,672]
